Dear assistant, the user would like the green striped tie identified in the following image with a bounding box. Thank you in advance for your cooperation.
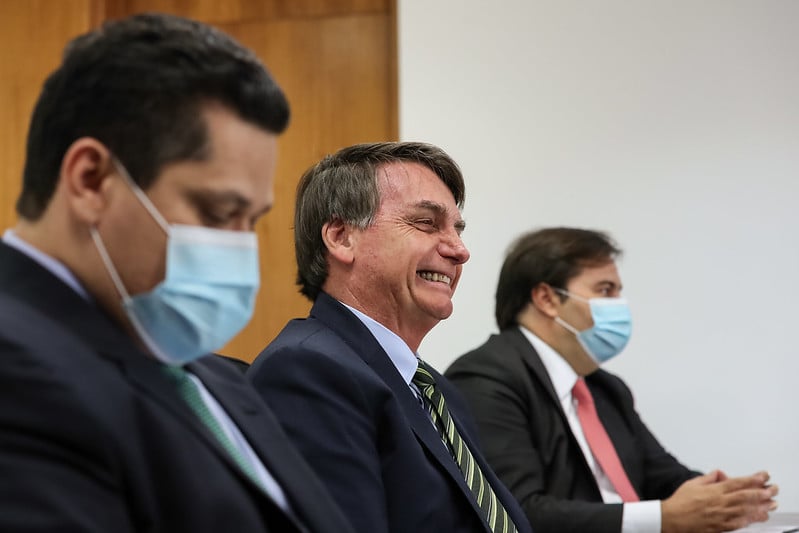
[413,361,518,533]
[162,366,262,488]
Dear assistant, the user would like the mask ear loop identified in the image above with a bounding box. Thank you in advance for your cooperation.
[554,316,581,336]
[553,287,590,304]
[111,156,170,235]
[90,224,176,364]
[90,225,132,306]
[550,286,583,335]
[551,287,598,362]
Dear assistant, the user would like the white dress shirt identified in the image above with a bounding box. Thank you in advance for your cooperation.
[519,325,661,533]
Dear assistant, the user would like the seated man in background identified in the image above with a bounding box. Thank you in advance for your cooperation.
[248,142,531,533]
[0,13,353,533]
[445,227,777,533]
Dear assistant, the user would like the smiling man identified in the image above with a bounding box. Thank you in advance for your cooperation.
[248,142,532,533]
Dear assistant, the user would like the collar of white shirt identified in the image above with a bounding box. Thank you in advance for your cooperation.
[518,325,578,402]
[341,302,419,386]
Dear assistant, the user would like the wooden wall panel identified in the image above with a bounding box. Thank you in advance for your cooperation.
[218,11,396,360]
[0,0,95,232]
[105,0,389,23]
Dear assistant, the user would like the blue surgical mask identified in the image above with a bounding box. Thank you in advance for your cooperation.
[90,159,260,366]
[553,289,632,364]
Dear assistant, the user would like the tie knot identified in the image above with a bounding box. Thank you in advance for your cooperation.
[412,360,436,390]
[572,377,593,406]
[162,365,190,384]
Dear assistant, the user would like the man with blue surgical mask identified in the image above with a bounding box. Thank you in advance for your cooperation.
[0,13,353,533]
[446,227,777,533]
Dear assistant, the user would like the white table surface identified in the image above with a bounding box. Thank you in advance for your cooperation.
[733,513,799,532]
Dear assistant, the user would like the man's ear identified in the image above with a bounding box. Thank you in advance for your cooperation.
[531,283,561,318]
[60,137,115,225]
[321,218,356,265]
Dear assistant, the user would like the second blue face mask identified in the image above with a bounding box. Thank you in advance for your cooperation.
[554,290,632,364]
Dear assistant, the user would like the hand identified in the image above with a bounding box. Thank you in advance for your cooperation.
[661,470,778,533]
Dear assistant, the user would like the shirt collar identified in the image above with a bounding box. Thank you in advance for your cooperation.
[342,302,419,386]
[518,324,578,402]
[3,229,91,301]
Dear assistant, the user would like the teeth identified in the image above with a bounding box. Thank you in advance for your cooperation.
[419,271,452,285]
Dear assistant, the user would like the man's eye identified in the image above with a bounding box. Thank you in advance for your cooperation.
[415,219,435,228]
[202,210,229,225]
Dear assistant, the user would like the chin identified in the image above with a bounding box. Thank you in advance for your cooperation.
[432,304,454,321]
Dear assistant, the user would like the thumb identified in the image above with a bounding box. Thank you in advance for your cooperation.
[691,470,724,486]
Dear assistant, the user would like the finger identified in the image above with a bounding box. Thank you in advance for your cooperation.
[719,474,771,493]
[690,470,724,486]
[745,502,774,524]
[724,487,780,508]
[753,471,771,485]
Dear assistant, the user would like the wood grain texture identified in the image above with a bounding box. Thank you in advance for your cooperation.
[105,0,389,23]
[218,11,397,360]
[0,0,94,232]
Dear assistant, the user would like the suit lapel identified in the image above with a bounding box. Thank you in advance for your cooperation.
[311,293,492,532]
[191,361,344,532]
[510,328,562,409]
[509,328,602,495]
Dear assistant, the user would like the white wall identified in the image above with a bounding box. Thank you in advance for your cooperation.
[399,0,799,512]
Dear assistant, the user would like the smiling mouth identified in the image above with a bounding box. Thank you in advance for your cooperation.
[418,271,452,285]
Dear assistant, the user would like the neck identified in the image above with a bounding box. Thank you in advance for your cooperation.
[517,307,597,376]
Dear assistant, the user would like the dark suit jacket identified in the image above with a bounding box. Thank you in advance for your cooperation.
[445,327,700,533]
[248,293,532,533]
[0,242,353,533]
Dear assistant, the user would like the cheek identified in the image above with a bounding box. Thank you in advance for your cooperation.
[106,219,168,294]
[561,304,592,330]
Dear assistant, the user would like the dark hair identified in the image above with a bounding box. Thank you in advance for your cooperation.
[294,141,465,301]
[495,227,622,330]
[17,12,289,220]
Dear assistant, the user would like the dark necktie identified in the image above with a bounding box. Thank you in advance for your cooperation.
[572,377,639,502]
[413,360,518,533]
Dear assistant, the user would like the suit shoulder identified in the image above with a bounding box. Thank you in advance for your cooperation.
[251,318,363,371]
[446,331,524,379]
[248,317,384,405]
[590,368,636,405]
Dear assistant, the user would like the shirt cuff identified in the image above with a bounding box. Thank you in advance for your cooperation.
[621,500,662,533]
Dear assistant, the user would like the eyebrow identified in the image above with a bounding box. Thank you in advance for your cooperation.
[594,280,622,291]
[187,188,250,208]
[414,200,466,232]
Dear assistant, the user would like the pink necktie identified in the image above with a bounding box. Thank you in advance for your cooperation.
[572,378,639,502]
